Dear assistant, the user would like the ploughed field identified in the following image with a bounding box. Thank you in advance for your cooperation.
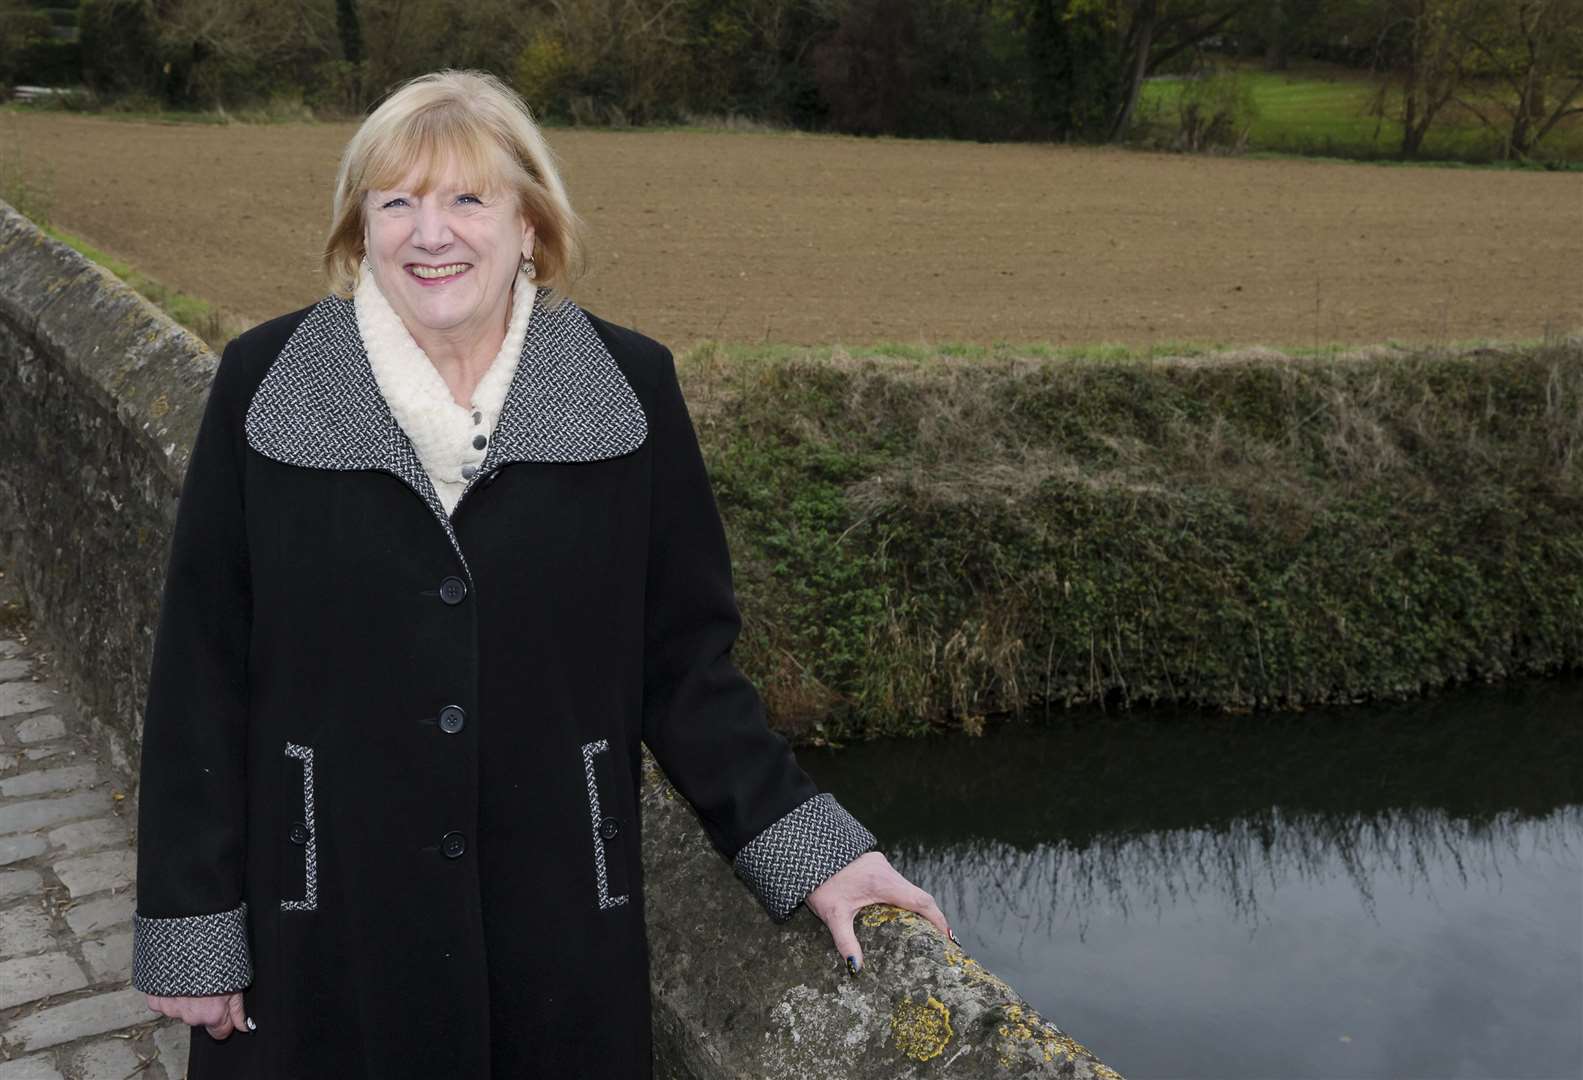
[5,111,1580,349]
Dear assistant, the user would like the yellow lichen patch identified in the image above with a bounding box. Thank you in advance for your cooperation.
[890,994,953,1061]
[1094,1065,1124,1080]
[860,904,915,928]
[1047,1033,1093,1058]
[944,951,1018,997]
[993,1003,1101,1068]
[150,393,170,418]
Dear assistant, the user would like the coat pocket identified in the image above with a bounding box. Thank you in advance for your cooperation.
[578,738,630,911]
[282,741,318,912]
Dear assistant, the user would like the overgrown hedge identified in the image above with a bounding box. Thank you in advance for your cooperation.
[682,337,1583,742]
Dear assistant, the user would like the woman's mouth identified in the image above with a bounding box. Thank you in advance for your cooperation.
[406,262,472,286]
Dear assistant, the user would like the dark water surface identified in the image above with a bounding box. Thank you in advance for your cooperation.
[799,676,1583,1079]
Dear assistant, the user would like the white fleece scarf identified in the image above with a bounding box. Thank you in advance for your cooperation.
[354,268,535,515]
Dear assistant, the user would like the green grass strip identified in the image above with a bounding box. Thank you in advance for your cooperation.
[42,225,243,346]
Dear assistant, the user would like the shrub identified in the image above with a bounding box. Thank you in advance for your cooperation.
[1175,68,1259,153]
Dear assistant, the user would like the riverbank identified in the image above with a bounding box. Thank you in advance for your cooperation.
[689,335,1583,742]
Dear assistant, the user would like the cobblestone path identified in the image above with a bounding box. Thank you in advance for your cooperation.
[0,566,191,1079]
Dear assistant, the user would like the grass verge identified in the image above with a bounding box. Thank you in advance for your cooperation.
[41,226,247,347]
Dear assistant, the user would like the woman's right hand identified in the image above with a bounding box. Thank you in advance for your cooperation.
[145,992,252,1039]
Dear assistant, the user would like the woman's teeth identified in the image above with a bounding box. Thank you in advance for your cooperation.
[409,264,470,279]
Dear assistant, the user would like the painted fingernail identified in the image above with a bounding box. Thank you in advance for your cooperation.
[246,1017,257,1031]
[947,928,959,946]
[846,955,862,976]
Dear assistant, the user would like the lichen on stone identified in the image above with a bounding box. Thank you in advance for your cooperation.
[992,1001,1110,1071]
[945,945,1018,997]
[859,903,915,928]
[890,993,953,1061]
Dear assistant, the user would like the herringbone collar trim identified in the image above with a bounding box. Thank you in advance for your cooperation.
[242,287,648,578]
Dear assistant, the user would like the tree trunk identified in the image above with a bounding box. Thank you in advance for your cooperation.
[1265,0,1287,71]
[1401,37,1421,156]
[337,0,363,64]
[1107,0,1158,141]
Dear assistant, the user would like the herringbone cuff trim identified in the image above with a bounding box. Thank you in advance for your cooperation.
[733,793,878,922]
[132,902,253,995]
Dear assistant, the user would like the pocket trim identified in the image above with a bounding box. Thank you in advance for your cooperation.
[579,738,629,911]
[282,741,318,912]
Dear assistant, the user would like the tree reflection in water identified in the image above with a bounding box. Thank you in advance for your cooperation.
[890,804,1581,942]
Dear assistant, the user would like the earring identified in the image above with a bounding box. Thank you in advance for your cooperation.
[520,253,536,280]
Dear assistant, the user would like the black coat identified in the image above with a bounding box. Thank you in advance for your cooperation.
[129,287,878,1079]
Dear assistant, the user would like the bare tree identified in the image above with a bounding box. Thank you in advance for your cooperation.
[1455,0,1583,159]
[1063,0,1256,143]
[514,0,690,124]
[1362,0,1483,157]
[150,0,334,105]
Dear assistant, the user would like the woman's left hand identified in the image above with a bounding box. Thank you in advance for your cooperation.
[804,850,953,976]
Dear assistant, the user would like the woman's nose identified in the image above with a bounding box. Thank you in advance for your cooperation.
[410,204,453,250]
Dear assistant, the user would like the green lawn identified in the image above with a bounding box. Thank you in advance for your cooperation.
[1138,59,1583,166]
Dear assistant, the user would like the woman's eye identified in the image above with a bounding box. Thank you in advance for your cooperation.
[456,193,482,205]
[380,197,408,209]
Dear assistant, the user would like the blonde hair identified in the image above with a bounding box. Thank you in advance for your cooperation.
[323,69,584,300]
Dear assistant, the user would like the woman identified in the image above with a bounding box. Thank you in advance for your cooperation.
[130,69,950,1079]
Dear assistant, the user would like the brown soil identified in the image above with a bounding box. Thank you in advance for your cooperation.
[5,111,1580,350]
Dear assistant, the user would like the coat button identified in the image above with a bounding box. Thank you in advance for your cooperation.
[441,831,466,858]
[289,822,309,845]
[438,705,466,733]
[439,576,467,604]
[473,434,487,450]
[461,464,478,480]
[599,816,620,841]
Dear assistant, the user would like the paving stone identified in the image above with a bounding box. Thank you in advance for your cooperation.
[0,950,89,1009]
[0,791,113,836]
[80,928,132,984]
[0,832,47,865]
[3,987,154,1053]
[0,904,56,957]
[153,1023,190,1079]
[0,764,100,799]
[22,746,71,762]
[0,658,31,681]
[0,750,19,771]
[13,713,66,742]
[66,1035,153,1080]
[0,639,20,658]
[0,867,44,900]
[53,850,134,898]
[0,1054,67,1080]
[2,687,56,721]
[48,818,132,855]
[64,893,135,937]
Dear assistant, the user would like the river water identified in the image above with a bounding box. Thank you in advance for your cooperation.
[799,675,1583,1079]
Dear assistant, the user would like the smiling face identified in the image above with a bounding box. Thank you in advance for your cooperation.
[363,156,533,351]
